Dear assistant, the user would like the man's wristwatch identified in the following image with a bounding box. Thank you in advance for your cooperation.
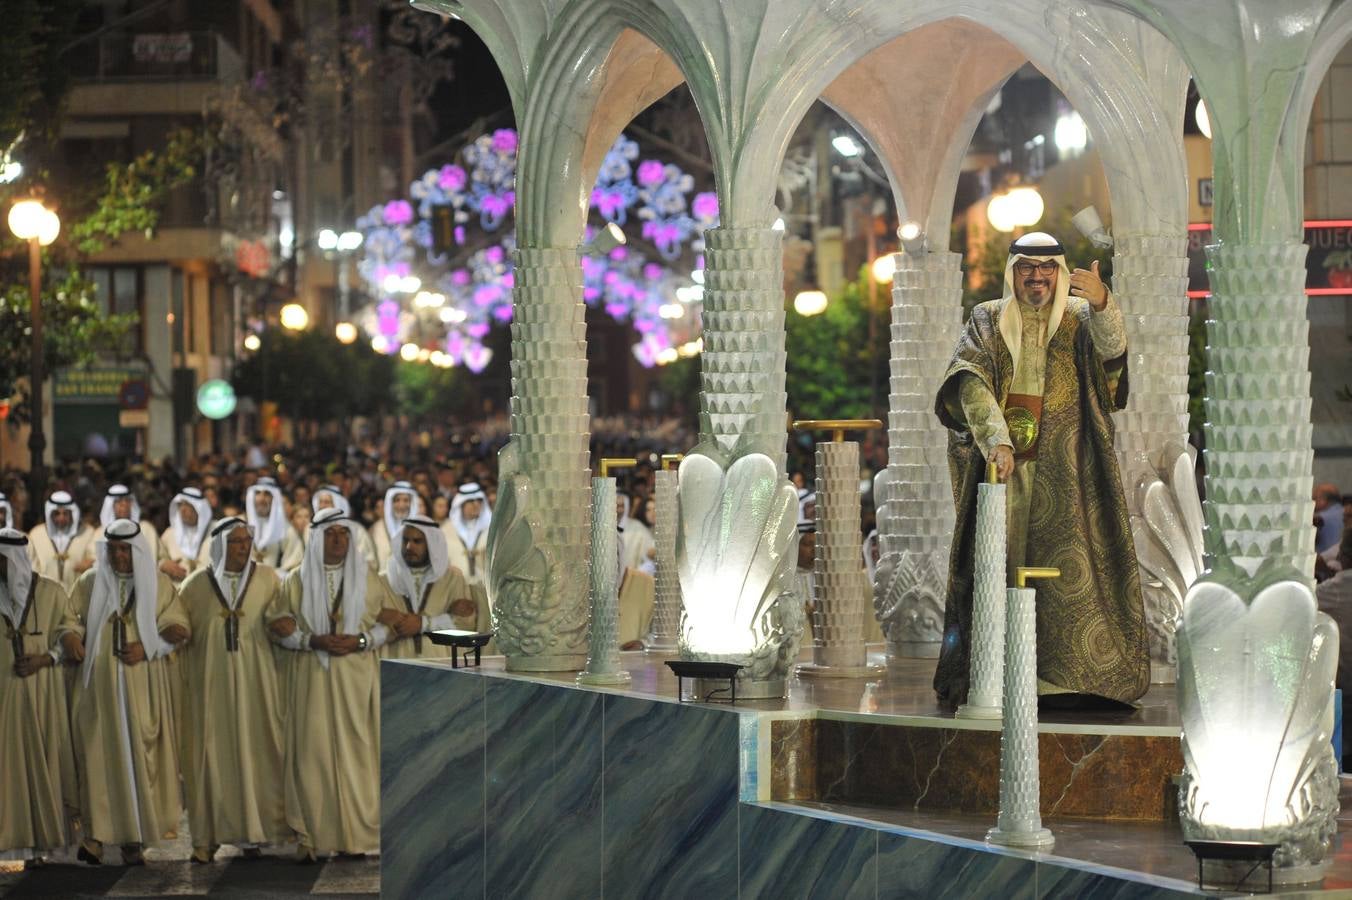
[357,633,369,652]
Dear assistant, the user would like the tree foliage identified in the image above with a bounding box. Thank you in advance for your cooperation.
[784,266,889,421]
[232,329,394,423]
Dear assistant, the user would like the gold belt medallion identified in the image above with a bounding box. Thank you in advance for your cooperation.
[1003,406,1039,455]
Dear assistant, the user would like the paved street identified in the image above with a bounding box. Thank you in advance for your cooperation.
[0,836,379,899]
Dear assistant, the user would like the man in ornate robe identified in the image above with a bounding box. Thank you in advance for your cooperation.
[267,508,392,861]
[0,530,77,866]
[379,515,475,660]
[61,519,189,865]
[27,491,95,592]
[933,231,1146,708]
[159,487,214,583]
[246,477,303,572]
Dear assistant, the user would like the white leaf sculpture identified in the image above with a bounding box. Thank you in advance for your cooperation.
[675,452,798,659]
[1177,577,1340,874]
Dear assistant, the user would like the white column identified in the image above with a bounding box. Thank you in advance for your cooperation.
[987,583,1053,850]
[956,476,1006,719]
[798,440,881,677]
[578,475,629,686]
[646,468,680,652]
[874,250,963,658]
[489,246,592,672]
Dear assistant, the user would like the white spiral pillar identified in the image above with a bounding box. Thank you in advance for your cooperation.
[646,466,681,652]
[956,469,1006,719]
[987,568,1057,850]
[577,471,630,686]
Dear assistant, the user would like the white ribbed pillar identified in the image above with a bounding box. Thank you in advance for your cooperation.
[874,250,963,658]
[986,585,1053,850]
[1110,233,1196,681]
[578,476,629,685]
[488,246,592,672]
[698,226,788,469]
[798,441,880,676]
[1202,242,1314,579]
[956,477,1006,719]
[646,468,680,651]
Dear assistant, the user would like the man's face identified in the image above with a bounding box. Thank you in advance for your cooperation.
[224,526,252,572]
[616,496,626,520]
[253,490,273,518]
[462,499,482,521]
[108,541,134,575]
[402,528,430,568]
[322,525,350,566]
[317,492,335,511]
[51,508,73,530]
[113,497,133,519]
[392,493,412,519]
[1012,258,1058,308]
[180,503,198,527]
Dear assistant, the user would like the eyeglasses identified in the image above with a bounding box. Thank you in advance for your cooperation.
[1013,260,1059,276]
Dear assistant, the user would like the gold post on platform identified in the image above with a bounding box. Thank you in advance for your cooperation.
[987,460,999,484]
[791,419,885,443]
[660,453,684,471]
[599,457,638,478]
[1014,567,1060,588]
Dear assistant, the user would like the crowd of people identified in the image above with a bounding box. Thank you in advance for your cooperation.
[0,419,730,868]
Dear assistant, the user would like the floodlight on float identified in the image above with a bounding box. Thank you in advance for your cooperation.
[898,221,928,256]
[584,221,626,256]
[1071,206,1114,250]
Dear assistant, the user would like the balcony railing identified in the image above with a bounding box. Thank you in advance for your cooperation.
[71,31,243,83]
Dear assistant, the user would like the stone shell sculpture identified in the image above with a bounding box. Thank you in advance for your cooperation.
[1176,578,1340,882]
[675,451,801,696]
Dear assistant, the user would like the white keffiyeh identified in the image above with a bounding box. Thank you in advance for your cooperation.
[245,477,288,550]
[84,519,165,686]
[209,517,255,607]
[169,487,214,562]
[385,516,448,613]
[300,508,368,669]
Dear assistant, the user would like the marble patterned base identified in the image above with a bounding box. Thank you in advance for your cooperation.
[380,657,1223,899]
[797,720,1183,821]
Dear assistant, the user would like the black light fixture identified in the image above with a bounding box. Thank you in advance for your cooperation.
[665,660,745,703]
[1183,839,1280,893]
[430,629,496,668]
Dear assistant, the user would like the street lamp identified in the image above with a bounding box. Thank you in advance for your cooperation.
[7,199,60,524]
[280,303,309,331]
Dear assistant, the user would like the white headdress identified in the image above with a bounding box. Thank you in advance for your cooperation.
[999,231,1073,375]
[0,492,12,530]
[44,491,81,555]
[312,485,352,517]
[450,483,492,550]
[245,476,287,550]
[169,486,213,562]
[0,528,33,627]
[382,481,421,541]
[300,508,367,669]
[209,516,255,606]
[85,519,164,686]
[862,528,879,583]
[797,489,816,535]
[99,483,140,528]
[385,515,448,613]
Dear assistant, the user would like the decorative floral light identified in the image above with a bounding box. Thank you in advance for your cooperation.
[356,130,715,369]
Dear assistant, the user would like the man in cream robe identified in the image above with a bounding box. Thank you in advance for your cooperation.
[312,485,378,572]
[0,530,77,865]
[93,484,161,561]
[368,481,420,572]
[267,508,392,861]
[933,231,1146,708]
[247,477,304,572]
[179,517,289,862]
[28,491,95,592]
[158,487,213,583]
[61,519,189,865]
[379,516,476,660]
